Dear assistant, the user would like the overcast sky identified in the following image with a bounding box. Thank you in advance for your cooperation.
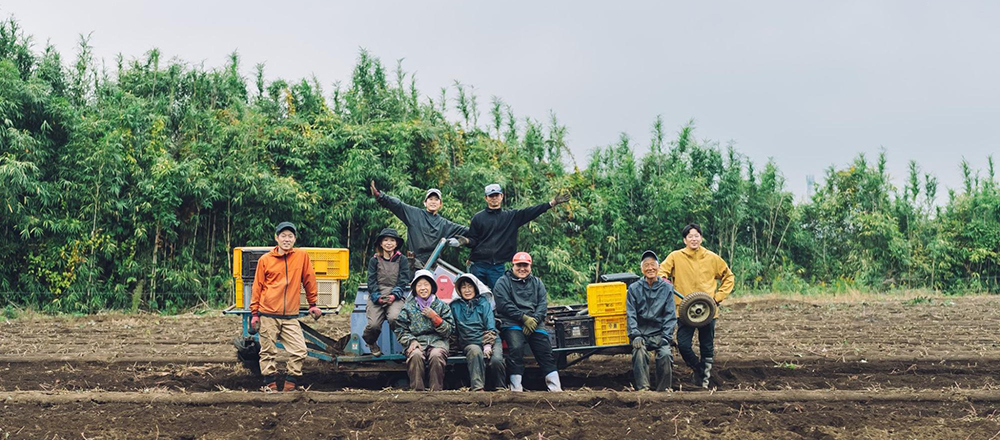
[6,1,999,200]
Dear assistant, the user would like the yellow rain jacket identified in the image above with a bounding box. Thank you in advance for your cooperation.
[658,246,734,317]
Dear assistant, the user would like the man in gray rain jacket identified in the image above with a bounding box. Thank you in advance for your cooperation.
[370,181,469,268]
[626,250,678,391]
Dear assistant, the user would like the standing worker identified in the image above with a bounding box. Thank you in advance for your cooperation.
[370,181,469,269]
[493,252,561,392]
[658,223,734,389]
[250,222,323,392]
[363,228,410,357]
[626,250,678,391]
[466,183,569,288]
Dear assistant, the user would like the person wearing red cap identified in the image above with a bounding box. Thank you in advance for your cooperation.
[491,251,562,391]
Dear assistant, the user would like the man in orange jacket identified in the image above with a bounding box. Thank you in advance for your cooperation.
[250,222,322,392]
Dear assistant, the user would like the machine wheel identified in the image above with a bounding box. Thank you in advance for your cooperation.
[678,292,717,328]
[234,337,262,376]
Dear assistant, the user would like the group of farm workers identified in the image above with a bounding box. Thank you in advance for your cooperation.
[248,182,733,393]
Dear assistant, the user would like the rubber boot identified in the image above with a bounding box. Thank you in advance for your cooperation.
[509,374,524,392]
[700,358,713,389]
[691,364,703,388]
[545,371,563,392]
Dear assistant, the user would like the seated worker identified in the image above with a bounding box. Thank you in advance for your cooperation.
[626,250,678,391]
[450,274,506,391]
[493,252,562,392]
[363,228,410,357]
[395,270,455,391]
[250,221,323,392]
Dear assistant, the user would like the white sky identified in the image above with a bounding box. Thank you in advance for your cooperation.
[5,1,999,200]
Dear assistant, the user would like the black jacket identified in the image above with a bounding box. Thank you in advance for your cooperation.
[492,270,548,329]
[467,202,550,264]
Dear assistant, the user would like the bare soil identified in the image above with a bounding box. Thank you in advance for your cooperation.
[2,295,1000,439]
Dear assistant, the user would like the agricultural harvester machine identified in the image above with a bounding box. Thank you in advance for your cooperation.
[225,239,717,379]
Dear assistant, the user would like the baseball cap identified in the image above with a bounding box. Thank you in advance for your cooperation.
[512,252,532,265]
[484,184,503,196]
[425,188,442,200]
[275,221,297,236]
[641,250,658,263]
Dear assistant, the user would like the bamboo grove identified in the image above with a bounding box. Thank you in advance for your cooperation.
[1,19,997,313]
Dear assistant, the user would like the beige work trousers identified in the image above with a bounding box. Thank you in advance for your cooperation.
[258,316,308,377]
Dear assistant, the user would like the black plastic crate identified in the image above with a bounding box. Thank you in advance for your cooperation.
[553,315,595,348]
[239,249,272,278]
[599,272,640,285]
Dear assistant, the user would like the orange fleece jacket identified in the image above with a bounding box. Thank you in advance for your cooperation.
[251,247,318,317]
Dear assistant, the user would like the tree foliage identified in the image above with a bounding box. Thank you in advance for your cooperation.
[1,18,997,312]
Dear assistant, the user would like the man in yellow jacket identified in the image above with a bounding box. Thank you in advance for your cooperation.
[658,223,734,389]
[251,222,322,392]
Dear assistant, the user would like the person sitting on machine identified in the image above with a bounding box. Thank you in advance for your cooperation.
[363,228,410,357]
[450,274,506,391]
[626,250,677,391]
[395,270,455,391]
[493,252,562,392]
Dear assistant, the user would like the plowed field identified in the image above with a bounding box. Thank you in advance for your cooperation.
[2,295,999,439]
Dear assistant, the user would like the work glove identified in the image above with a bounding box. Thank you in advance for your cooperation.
[308,305,322,320]
[521,315,538,335]
[421,307,444,327]
[550,193,570,207]
[631,336,646,350]
[369,180,381,198]
[406,340,421,356]
[249,314,260,335]
[446,237,461,247]
[483,344,494,359]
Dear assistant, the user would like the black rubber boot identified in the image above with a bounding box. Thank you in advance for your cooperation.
[700,357,713,389]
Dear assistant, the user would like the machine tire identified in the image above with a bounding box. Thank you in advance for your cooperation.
[234,337,262,376]
[678,292,717,328]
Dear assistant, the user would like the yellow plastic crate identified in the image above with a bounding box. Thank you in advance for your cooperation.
[586,282,627,317]
[233,247,349,279]
[234,277,340,309]
[594,314,628,346]
[302,248,350,279]
[300,279,341,308]
[234,277,248,309]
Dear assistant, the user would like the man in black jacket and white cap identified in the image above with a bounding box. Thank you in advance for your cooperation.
[465,183,569,289]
